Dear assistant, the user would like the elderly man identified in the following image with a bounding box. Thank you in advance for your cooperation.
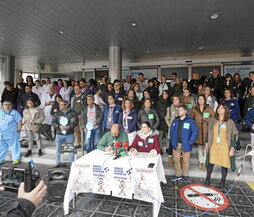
[97,124,128,152]
[52,100,78,165]
[0,100,22,165]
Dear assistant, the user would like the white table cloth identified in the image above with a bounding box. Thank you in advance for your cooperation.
[64,150,167,217]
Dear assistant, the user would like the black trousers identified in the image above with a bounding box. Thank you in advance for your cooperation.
[207,163,228,181]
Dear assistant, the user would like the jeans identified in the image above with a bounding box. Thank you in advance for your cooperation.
[55,134,75,165]
[84,127,100,153]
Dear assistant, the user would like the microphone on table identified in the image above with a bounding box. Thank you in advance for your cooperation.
[114,141,121,157]
[113,142,129,160]
[123,142,129,150]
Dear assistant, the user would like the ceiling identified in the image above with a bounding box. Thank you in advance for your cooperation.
[0,0,254,71]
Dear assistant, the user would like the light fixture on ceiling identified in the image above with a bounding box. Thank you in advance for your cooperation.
[94,53,99,57]
[146,49,151,53]
[0,37,4,41]
[198,46,204,50]
[131,22,137,27]
[209,12,220,20]
[58,30,64,34]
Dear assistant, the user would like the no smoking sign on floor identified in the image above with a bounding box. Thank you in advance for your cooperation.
[180,184,229,211]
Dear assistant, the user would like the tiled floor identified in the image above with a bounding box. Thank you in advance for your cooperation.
[0,162,253,217]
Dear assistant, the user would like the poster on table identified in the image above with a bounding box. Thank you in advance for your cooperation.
[91,164,111,195]
[133,168,155,202]
[111,166,133,199]
[71,163,93,193]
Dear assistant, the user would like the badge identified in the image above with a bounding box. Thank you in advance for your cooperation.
[183,123,190,129]
[203,113,210,118]
[148,138,154,143]
[217,137,221,143]
[108,117,112,122]
[89,112,95,118]
[220,124,226,128]
[148,114,154,119]
[86,122,93,130]
[118,97,123,101]
[187,103,193,108]
[138,141,143,146]
[77,100,81,103]
[127,116,132,119]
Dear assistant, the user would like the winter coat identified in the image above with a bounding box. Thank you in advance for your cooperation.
[190,106,214,145]
[245,108,254,133]
[220,98,240,121]
[101,104,121,131]
[118,108,137,133]
[244,96,254,116]
[170,116,198,152]
[52,109,78,135]
[137,108,160,130]
[129,130,161,154]
[22,107,45,132]
[156,97,171,131]
[80,104,103,129]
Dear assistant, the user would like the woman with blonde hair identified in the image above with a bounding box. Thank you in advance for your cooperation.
[23,99,45,157]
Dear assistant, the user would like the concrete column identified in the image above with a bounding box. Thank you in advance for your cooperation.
[0,55,15,94]
[109,46,121,82]
[188,64,192,81]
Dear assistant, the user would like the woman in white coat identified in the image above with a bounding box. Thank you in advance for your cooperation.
[59,80,73,102]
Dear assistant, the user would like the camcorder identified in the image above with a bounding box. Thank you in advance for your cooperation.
[0,160,40,192]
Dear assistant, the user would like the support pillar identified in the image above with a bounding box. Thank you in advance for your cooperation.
[0,55,15,94]
[109,46,121,82]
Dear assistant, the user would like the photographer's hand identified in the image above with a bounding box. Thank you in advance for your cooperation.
[18,180,47,208]
[0,186,4,191]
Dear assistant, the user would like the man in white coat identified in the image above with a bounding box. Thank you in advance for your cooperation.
[41,86,56,140]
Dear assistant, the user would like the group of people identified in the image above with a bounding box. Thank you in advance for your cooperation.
[1,69,254,188]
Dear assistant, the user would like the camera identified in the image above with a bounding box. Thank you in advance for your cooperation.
[1,161,40,192]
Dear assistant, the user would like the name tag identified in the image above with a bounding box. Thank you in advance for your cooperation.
[183,123,190,129]
[108,117,112,122]
[89,112,95,118]
[221,124,226,128]
[118,97,123,101]
[148,114,154,119]
[148,138,154,143]
[116,111,119,113]
[230,103,234,106]
[203,113,210,118]
[217,137,221,143]
[127,116,132,120]
[187,103,193,108]
[77,100,81,103]
[138,141,143,146]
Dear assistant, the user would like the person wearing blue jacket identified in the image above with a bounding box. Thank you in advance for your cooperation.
[220,89,241,149]
[118,98,138,145]
[170,104,198,182]
[244,108,254,173]
[101,95,121,133]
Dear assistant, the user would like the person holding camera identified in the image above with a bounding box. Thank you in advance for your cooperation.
[0,180,47,217]
[0,100,22,165]
[22,99,45,157]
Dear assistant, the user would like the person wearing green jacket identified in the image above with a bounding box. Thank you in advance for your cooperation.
[97,124,128,152]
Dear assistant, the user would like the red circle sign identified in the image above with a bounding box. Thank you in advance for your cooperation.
[180,184,229,211]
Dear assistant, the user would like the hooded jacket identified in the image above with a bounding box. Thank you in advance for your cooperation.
[129,130,161,154]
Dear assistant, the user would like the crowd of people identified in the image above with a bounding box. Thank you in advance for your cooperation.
[1,69,254,188]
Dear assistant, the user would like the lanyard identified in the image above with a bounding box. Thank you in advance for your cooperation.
[143,138,149,149]
[108,106,115,117]
[123,111,129,130]
[218,121,224,137]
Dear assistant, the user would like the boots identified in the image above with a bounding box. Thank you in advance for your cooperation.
[168,156,173,167]
[25,150,32,157]
[38,149,42,156]
[204,177,211,186]
[219,180,226,189]
[198,163,202,169]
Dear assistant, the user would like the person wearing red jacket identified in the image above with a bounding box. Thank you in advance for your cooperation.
[129,121,161,157]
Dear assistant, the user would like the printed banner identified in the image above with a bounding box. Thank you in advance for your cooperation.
[111,166,133,199]
[91,164,111,195]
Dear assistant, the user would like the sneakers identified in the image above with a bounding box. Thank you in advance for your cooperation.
[170,175,182,181]
[38,149,42,156]
[198,163,202,169]
[24,150,32,157]
[12,160,20,165]
[0,161,5,165]
[201,163,206,170]
[168,156,173,167]
[182,176,190,182]
[74,143,81,149]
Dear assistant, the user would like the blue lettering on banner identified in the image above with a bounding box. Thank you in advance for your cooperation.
[114,167,126,176]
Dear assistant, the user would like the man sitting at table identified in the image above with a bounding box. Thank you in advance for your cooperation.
[97,124,128,152]
[129,121,161,157]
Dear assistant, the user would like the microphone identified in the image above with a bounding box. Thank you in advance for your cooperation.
[123,142,129,150]
[114,141,121,156]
